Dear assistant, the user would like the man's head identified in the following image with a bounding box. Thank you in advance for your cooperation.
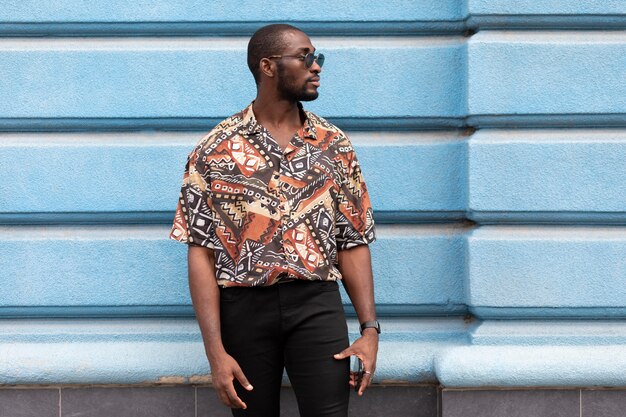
[247,24,323,101]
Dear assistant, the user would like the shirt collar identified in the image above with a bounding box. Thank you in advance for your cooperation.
[239,101,318,141]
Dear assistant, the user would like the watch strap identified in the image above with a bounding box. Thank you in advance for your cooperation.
[360,320,381,335]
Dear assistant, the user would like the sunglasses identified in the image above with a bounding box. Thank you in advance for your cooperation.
[267,52,325,69]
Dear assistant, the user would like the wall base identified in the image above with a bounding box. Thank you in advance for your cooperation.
[3,385,626,416]
[0,384,439,417]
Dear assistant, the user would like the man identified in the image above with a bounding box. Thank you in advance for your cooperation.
[170,24,379,417]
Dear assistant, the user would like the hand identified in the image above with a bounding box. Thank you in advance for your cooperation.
[333,330,379,396]
[209,351,253,409]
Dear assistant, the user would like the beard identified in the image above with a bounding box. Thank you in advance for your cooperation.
[276,61,319,102]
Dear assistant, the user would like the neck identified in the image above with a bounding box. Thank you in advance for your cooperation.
[253,91,303,129]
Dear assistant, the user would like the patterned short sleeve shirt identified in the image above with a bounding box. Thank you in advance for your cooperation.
[169,102,376,287]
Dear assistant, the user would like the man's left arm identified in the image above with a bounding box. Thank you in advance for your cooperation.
[333,243,378,396]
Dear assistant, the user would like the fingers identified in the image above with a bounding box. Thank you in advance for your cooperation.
[216,387,240,409]
[215,379,248,409]
[214,366,253,409]
[222,367,252,409]
[225,383,247,409]
[333,348,353,360]
[357,371,374,396]
[349,371,356,387]
[234,367,254,391]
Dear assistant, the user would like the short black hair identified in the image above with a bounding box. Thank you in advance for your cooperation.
[247,24,303,85]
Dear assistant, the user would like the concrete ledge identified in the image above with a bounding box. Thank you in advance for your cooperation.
[3,318,626,387]
[438,319,626,387]
[0,317,468,385]
[437,345,626,387]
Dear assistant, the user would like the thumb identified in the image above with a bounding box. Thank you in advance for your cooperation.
[233,366,254,391]
[333,348,353,360]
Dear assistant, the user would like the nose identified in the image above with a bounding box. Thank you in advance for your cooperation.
[310,59,322,74]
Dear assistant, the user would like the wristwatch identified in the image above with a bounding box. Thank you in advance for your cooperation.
[359,320,381,335]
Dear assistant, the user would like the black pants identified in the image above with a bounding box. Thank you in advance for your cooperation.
[219,279,350,417]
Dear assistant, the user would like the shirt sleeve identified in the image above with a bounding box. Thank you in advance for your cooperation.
[169,144,217,249]
[334,140,376,251]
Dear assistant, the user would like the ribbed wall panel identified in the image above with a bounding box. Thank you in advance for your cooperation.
[468,0,626,30]
[0,132,467,220]
[0,0,467,36]
[0,0,465,22]
[0,133,193,215]
[1,1,625,388]
[0,225,467,316]
[468,129,626,223]
[0,37,466,130]
[6,1,626,35]
[468,31,626,127]
[465,4,626,382]
[468,226,626,318]
[469,0,626,15]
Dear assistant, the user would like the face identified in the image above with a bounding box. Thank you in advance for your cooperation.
[274,30,322,102]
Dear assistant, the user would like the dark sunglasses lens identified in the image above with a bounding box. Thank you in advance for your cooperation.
[304,54,315,68]
[317,53,325,68]
[305,53,324,68]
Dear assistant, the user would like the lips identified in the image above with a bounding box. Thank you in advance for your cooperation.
[308,77,320,87]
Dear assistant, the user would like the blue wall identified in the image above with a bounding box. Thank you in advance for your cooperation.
[1,1,625,387]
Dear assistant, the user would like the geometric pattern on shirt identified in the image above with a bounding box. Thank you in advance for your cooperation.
[169,101,376,287]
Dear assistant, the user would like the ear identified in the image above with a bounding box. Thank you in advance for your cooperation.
[259,58,276,79]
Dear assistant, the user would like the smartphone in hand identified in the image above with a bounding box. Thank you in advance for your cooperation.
[350,355,364,392]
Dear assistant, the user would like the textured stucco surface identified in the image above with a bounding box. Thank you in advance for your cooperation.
[1,1,625,387]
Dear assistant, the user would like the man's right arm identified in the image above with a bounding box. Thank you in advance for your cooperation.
[187,245,253,409]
